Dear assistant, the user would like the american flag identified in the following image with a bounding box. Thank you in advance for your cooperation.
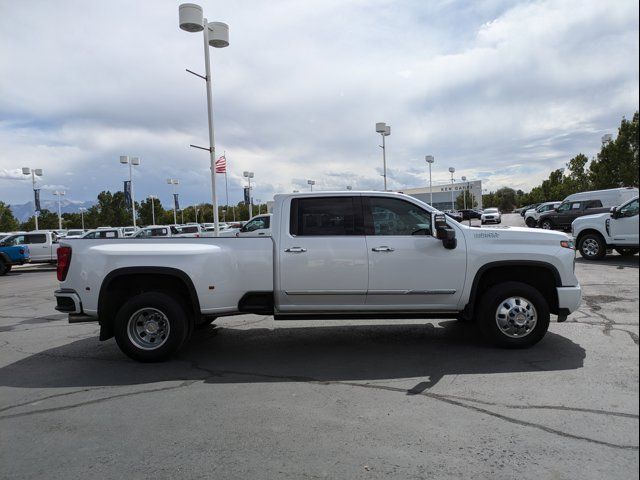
[215,155,226,173]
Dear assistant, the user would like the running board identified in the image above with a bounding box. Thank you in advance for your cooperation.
[274,312,459,321]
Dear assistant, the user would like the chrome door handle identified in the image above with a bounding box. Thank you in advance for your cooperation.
[372,246,394,252]
[285,247,307,253]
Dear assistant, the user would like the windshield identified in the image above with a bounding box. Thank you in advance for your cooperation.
[485,208,499,213]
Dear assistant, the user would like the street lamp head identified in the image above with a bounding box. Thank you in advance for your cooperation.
[22,167,31,175]
[34,168,43,176]
[601,134,613,144]
[307,180,315,185]
[120,155,129,164]
[346,185,352,190]
[425,155,434,164]
[243,171,254,178]
[208,22,229,48]
[131,157,140,166]
[461,176,467,181]
[179,3,204,32]
[383,125,391,136]
[375,122,387,133]
[448,167,455,174]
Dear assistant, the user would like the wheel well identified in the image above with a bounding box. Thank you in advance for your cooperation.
[98,269,200,340]
[469,264,560,316]
[575,229,605,245]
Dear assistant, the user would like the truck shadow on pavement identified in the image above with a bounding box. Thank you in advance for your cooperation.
[0,321,585,393]
[575,256,639,269]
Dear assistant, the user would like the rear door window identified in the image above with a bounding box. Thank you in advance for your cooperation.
[290,197,363,236]
[585,200,603,209]
[26,234,47,244]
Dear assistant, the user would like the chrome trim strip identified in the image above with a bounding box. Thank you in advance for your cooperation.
[285,290,366,296]
[368,289,457,295]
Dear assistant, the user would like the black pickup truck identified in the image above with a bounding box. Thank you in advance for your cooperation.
[537,200,608,230]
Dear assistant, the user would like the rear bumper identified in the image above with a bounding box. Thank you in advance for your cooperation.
[556,285,582,314]
[54,289,82,314]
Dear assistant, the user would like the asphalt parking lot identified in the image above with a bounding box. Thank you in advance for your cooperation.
[0,215,638,479]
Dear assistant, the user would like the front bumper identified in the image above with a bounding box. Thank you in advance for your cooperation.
[556,285,582,314]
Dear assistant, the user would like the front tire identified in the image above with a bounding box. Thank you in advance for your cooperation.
[578,233,606,260]
[477,282,550,348]
[525,217,537,228]
[615,247,639,257]
[540,219,554,230]
[0,262,7,276]
[114,292,191,362]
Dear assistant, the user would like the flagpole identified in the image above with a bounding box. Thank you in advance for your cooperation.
[224,150,229,222]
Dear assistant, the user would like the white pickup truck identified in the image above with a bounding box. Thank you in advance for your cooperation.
[572,196,639,259]
[55,191,582,362]
[1,231,59,263]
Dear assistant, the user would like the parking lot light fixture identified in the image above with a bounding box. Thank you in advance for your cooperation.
[22,167,43,230]
[461,176,468,210]
[167,179,180,224]
[376,122,391,191]
[425,155,434,206]
[448,167,455,210]
[243,171,254,219]
[120,155,140,228]
[346,185,352,191]
[54,190,65,230]
[307,179,315,192]
[179,3,230,237]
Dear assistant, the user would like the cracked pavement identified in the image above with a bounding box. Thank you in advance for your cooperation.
[0,219,638,479]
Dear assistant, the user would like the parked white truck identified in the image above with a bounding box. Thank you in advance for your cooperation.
[572,196,639,260]
[55,191,582,362]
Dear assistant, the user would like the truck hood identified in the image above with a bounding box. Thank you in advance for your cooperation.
[462,225,569,242]
[572,212,609,224]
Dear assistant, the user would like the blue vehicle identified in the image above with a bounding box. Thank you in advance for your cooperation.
[0,243,30,275]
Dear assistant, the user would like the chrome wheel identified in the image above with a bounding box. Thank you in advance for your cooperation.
[127,308,170,350]
[581,238,600,257]
[495,297,537,338]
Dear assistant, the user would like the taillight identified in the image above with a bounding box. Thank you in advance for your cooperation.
[57,246,72,281]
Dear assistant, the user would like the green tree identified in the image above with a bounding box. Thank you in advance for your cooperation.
[589,112,639,188]
[0,202,20,231]
[19,209,59,230]
[455,190,477,209]
[138,197,165,226]
[92,191,135,227]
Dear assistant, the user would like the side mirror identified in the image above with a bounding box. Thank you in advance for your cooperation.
[610,206,617,218]
[433,213,457,250]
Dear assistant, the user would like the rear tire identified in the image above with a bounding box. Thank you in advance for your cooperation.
[540,219,553,230]
[114,292,190,362]
[615,247,639,257]
[578,233,606,260]
[477,281,550,348]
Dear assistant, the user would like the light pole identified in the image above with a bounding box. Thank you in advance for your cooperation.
[243,171,254,219]
[179,3,229,237]
[148,195,158,225]
[54,190,65,230]
[21,167,43,230]
[375,122,391,191]
[256,199,262,215]
[307,179,315,191]
[448,167,455,210]
[120,155,140,227]
[78,207,87,230]
[461,176,468,210]
[425,155,434,206]
[167,178,180,224]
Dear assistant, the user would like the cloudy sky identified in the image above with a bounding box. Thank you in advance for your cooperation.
[0,0,638,209]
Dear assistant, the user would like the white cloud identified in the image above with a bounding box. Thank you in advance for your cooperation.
[0,0,637,205]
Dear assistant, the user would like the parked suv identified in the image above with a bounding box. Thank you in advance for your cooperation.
[572,196,639,259]
[524,201,560,228]
[538,188,638,231]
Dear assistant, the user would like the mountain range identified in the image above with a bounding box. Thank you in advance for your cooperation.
[8,199,96,222]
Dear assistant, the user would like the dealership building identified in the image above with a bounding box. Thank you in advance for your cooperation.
[402,179,483,211]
